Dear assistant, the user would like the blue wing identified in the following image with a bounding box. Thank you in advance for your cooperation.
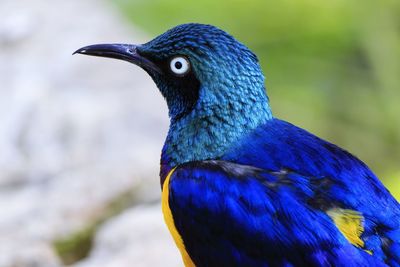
[168,160,387,266]
[167,119,400,266]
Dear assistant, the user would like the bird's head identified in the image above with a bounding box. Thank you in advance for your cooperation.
[75,23,273,165]
[75,23,272,122]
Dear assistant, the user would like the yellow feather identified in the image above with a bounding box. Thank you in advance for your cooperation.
[162,168,196,267]
[327,208,365,248]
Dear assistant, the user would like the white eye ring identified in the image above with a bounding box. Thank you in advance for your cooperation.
[170,56,190,76]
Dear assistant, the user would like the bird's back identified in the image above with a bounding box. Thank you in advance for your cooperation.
[224,119,400,224]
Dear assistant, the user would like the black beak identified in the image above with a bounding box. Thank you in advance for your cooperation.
[73,44,162,74]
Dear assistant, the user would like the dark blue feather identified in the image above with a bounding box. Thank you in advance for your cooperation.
[167,158,392,266]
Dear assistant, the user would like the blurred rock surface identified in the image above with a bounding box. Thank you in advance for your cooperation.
[0,0,177,266]
[74,205,181,267]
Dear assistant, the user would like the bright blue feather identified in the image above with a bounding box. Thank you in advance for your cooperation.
[168,160,390,266]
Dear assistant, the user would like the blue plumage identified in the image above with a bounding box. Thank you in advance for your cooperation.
[75,23,400,266]
[169,161,386,266]
[167,119,399,266]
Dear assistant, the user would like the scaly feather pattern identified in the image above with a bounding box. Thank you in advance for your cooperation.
[76,23,400,267]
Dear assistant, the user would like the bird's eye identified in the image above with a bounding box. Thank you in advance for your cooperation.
[169,56,190,76]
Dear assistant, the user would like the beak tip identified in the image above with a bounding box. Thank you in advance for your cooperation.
[72,48,86,55]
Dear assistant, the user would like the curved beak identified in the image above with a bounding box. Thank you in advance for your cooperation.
[73,44,162,74]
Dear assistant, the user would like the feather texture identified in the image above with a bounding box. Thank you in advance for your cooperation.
[163,119,400,266]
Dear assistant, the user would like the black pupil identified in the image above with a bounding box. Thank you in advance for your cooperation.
[175,61,183,69]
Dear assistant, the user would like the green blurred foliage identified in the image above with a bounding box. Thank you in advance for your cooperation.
[54,188,140,264]
[114,0,400,196]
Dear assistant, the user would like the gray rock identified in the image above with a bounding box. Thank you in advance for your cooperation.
[74,205,181,267]
[0,0,172,266]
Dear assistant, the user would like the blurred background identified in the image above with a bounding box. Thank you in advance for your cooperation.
[0,0,399,266]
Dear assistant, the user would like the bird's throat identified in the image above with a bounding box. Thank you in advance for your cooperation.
[161,99,272,168]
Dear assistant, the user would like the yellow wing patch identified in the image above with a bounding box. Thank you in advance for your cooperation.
[162,168,196,267]
[327,208,365,248]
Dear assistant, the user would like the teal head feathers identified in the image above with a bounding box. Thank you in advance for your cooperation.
[74,23,272,166]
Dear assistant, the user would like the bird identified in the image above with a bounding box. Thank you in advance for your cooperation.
[74,23,400,267]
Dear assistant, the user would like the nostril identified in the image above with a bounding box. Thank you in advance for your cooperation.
[128,47,136,54]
